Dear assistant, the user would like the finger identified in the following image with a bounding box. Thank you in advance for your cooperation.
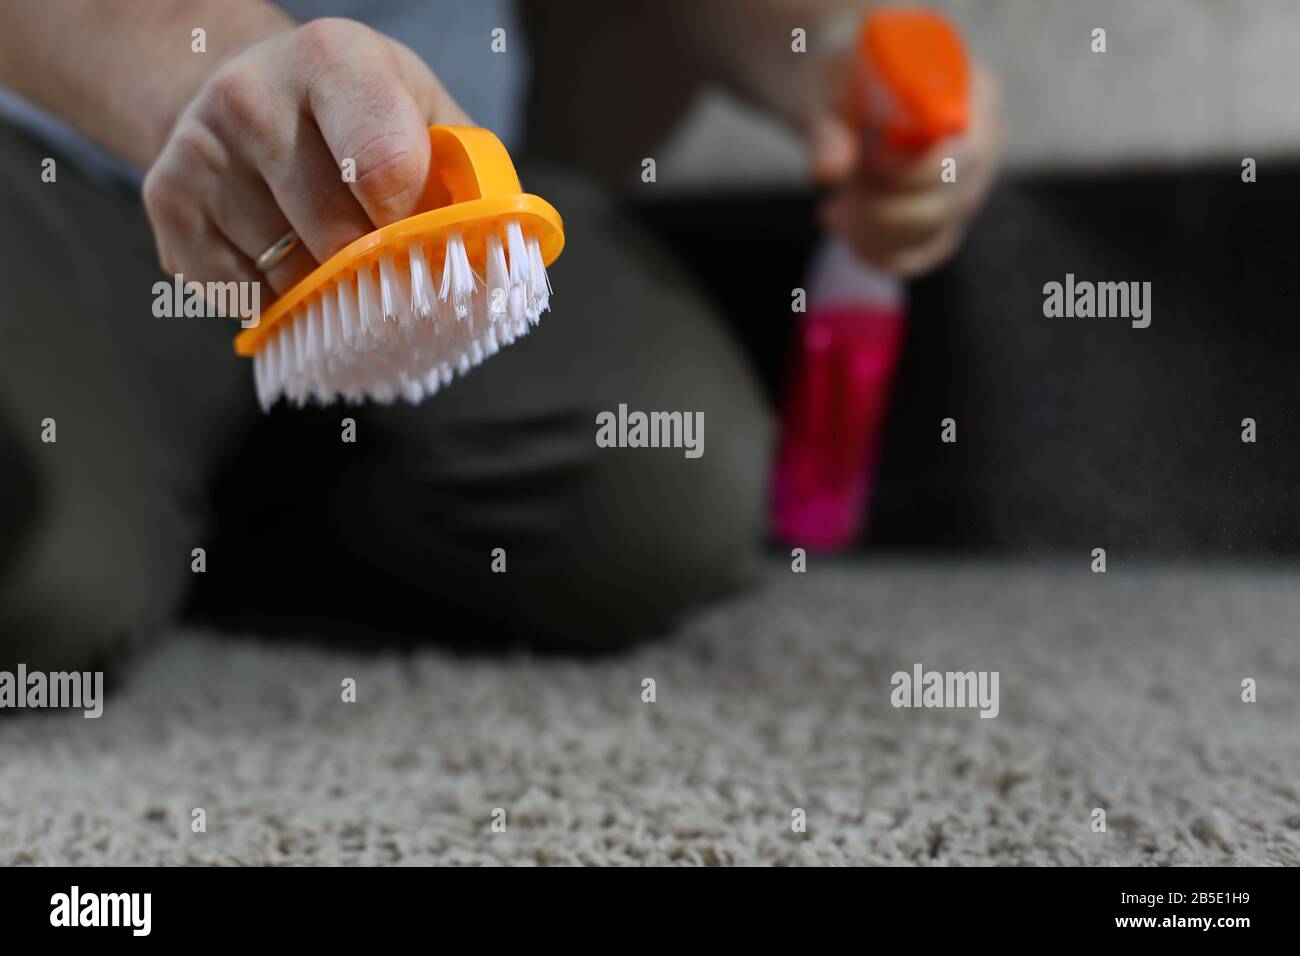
[251,114,375,263]
[954,142,1001,220]
[795,48,859,185]
[860,128,997,225]
[888,224,966,277]
[207,160,297,264]
[864,64,1004,194]
[805,113,858,185]
[155,121,329,299]
[950,72,1006,218]
[970,62,1008,157]
[821,184,956,250]
[858,136,971,190]
[304,37,441,226]
[149,211,266,313]
[852,223,966,280]
[143,159,264,291]
[260,241,320,297]
[188,64,373,274]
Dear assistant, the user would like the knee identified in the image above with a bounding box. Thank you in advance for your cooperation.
[522,397,774,652]
[332,396,773,654]
[0,482,192,672]
[0,558,181,674]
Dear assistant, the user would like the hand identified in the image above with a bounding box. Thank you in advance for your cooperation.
[142,17,472,297]
[801,56,1005,278]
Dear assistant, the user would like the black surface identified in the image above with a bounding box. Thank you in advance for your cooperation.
[630,168,1300,558]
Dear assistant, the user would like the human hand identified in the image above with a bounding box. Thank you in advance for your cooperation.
[801,54,1005,278]
[143,17,472,297]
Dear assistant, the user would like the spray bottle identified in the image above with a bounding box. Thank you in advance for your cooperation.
[771,9,969,551]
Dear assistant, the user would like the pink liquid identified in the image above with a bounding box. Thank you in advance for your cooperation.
[771,299,906,551]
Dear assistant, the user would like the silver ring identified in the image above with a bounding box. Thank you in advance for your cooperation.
[254,230,300,272]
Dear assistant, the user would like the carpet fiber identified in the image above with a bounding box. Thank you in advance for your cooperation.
[3,560,1298,866]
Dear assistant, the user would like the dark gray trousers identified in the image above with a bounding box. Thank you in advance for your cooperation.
[0,123,772,669]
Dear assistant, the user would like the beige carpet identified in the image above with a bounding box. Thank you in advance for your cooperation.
[2,560,1297,866]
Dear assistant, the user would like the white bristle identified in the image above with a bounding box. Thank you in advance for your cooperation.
[400,374,424,404]
[409,241,436,319]
[436,250,451,305]
[439,231,475,319]
[337,277,356,346]
[305,298,321,364]
[378,253,404,326]
[277,324,291,383]
[504,222,527,322]
[263,333,280,401]
[357,263,381,339]
[485,233,509,322]
[291,310,306,373]
[508,283,526,328]
[506,220,528,286]
[251,220,554,411]
[394,258,418,334]
[253,347,268,412]
[527,235,551,313]
[321,287,337,355]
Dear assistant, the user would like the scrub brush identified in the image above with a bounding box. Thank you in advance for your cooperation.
[234,125,564,409]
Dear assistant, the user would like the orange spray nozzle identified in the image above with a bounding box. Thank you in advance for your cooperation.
[859,9,969,150]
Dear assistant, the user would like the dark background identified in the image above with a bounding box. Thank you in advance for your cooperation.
[633,167,1300,560]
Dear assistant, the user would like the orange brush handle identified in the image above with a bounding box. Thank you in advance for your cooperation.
[418,125,523,206]
[859,9,970,150]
